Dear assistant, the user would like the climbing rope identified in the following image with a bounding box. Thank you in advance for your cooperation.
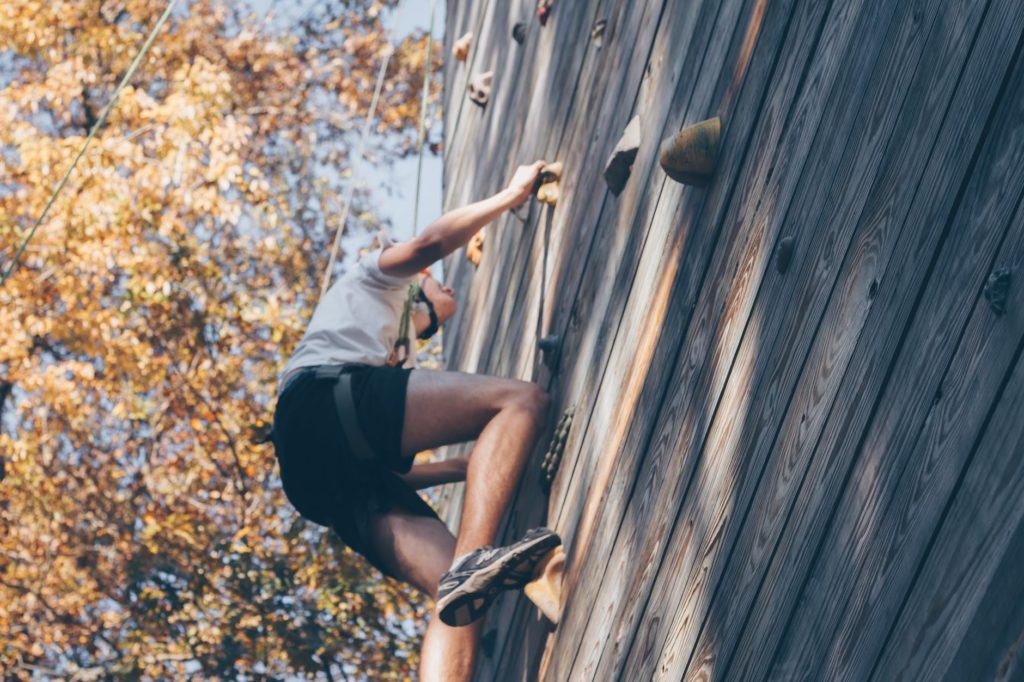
[319,45,394,301]
[391,0,439,367]
[0,0,179,288]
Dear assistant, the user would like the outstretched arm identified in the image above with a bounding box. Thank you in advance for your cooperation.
[379,161,546,278]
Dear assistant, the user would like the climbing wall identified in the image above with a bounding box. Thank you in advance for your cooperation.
[437,0,1024,680]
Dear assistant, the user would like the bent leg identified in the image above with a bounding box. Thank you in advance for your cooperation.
[366,512,482,682]
[402,370,550,557]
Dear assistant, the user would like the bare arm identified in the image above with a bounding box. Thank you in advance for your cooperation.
[379,161,546,278]
[396,456,469,490]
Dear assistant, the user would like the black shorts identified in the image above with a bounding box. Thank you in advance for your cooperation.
[271,364,440,579]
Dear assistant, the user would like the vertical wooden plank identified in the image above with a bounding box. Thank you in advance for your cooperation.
[943,509,1024,682]
[613,0,965,676]
[675,1,1020,680]
[768,17,1024,680]
[719,4,1024,681]
[870,343,1024,681]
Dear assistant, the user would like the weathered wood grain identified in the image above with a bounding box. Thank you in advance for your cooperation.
[943,503,1024,682]
[608,0,950,676]
[719,8,1024,682]
[870,340,1024,681]
[668,1,1023,681]
[430,0,1024,680]
[768,16,1024,680]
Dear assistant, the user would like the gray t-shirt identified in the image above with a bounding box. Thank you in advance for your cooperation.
[279,246,414,393]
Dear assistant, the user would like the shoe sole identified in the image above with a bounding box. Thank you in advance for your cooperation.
[437,531,561,627]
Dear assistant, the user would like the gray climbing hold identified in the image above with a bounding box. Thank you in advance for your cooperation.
[983,267,1012,316]
[604,115,641,196]
[538,333,561,369]
[591,19,608,47]
[775,236,795,274]
[513,22,527,44]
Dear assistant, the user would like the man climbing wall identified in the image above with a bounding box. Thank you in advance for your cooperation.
[271,160,562,682]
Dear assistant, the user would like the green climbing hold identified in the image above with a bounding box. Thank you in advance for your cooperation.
[541,406,575,492]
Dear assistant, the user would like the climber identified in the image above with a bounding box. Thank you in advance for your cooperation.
[271,160,562,681]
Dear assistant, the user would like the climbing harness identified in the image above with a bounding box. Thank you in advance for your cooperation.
[0,0,179,288]
[314,365,376,463]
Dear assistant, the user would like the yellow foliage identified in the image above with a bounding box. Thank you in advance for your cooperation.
[0,0,440,678]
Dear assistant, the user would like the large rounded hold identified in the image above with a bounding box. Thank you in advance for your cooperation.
[659,117,721,186]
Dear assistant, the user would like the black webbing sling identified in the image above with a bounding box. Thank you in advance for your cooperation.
[313,365,376,464]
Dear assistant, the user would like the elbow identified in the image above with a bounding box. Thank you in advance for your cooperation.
[412,234,447,265]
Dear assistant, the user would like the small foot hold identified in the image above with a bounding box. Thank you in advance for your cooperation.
[591,19,608,46]
[984,267,1013,316]
[537,333,561,369]
[604,115,641,195]
[537,0,554,25]
[536,161,563,206]
[659,116,721,186]
[524,546,566,624]
[467,231,484,267]
[452,32,473,62]
[468,71,494,108]
[775,236,795,274]
[513,22,527,44]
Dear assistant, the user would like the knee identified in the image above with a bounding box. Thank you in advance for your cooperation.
[510,382,550,424]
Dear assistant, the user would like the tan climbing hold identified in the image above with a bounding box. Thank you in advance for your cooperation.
[467,231,484,266]
[524,546,565,624]
[452,32,473,62]
[659,116,721,186]
[536,161,563,206]
[537,182,560,205]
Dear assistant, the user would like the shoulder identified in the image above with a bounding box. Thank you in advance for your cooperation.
[358,247,413,290]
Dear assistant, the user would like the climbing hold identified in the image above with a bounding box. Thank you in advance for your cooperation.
[541,406,575,492]
[512,22,527,44]
[536,161,563,206]
[467,231,484,267]
[537,0,554,25]
[524,546,566,625]
[983,267,1013,316]
[452,32,473,62]
[604,115,641,196]
[775,236,795,274]
[467,71,494,108]
[537,183,560,205]
[591,19,608,46]
[537,333,561,368]
[659,117,721,186]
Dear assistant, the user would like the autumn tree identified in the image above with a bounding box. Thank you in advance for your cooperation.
[0,0,442,678]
